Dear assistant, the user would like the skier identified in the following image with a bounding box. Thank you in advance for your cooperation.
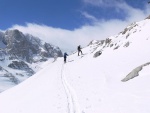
[64,52,68,63]
[77,45,83,56]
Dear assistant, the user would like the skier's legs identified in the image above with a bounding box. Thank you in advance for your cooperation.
[64,57,66,63]
[80,50,83,54]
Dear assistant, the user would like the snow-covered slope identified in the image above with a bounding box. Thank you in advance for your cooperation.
[0,18,150,113]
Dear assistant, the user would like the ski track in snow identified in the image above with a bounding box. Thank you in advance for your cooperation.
[61,63,81,113]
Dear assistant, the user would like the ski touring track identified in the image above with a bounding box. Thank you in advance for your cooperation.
[61,62,81,113]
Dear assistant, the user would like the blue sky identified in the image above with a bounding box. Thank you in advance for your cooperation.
[0,0,149,30]
[1,0,82,30]
[0,0,150,52]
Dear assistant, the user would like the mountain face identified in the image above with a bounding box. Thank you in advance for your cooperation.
[1,29,63,62]
[0,29,63,92]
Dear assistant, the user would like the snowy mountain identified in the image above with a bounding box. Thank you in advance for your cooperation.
[0,29,63,92]
[0,17,150,113]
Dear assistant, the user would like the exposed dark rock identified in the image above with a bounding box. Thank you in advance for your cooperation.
[8,61,34,76]
[122,28,128,34]
[0,66,19,84]
[105,38,111,45]
[122,62,150,82]
[114,46,120,50]
[122,23,137,35]
[44,42,63,57]
[8,61,28,69]
[145,15,150,19]
[124,42,130,47]
[110,44,113,47]
[16,73,24,77]
[126,34,130,39]
[93,50,102,58]
[4,73,19,84]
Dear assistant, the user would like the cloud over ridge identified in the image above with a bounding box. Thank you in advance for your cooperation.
[11,1,150,52]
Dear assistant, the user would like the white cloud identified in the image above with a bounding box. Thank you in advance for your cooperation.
[81,12,98,22]
[11,21,126,52]
[10,2,150,53]
[83,0,123,7]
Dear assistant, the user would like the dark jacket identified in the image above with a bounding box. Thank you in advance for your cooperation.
[64,53,68,58]
[78,46,81,51]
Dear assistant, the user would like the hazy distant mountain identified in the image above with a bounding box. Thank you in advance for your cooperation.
[0,29,63,92]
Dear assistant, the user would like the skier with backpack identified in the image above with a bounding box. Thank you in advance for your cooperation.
[64,52,68,63]
[77,45,83,56]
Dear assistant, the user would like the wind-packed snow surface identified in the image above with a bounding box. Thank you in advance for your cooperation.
[0,19,150,113]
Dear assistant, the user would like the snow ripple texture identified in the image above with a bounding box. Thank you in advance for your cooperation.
[61,63,81,113]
